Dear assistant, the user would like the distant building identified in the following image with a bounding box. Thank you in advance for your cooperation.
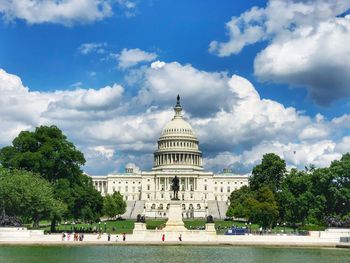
[90,96,249,219]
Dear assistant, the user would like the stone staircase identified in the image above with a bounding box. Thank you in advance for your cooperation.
[207,200,228,220]
[130,200,146,219]
[121,201,135,219]
[217,201,229,219]
[121,200,146,219]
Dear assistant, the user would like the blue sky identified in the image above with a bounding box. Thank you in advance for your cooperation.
[0,0,350,174]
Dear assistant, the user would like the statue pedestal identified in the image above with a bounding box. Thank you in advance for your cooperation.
[164,201,186,231]
[132,222,147,239]
[205,223,217,241]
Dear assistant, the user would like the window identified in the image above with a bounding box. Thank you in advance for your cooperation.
[227,186,230,193]
[125,196,128,200]
[132,186,135,192]
[214,187,217,192]
[147,185,150,191]
[118,187,121,192]
[125,186,128,192]
[113,187,115,192]
[147,194,150,199]
[161,193,164,199]
[220,187,223,193]
[204,185,207,191]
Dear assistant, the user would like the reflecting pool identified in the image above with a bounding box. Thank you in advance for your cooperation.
[0,246,349,263]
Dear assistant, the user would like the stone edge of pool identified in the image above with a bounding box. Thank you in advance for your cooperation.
[0,241,349,249]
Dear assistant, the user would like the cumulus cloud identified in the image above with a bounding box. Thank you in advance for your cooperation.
[0,0,137,25]
[1,62,349,175]
[116,48,157,69]
[136,61,232,116]
[210,0,350,105]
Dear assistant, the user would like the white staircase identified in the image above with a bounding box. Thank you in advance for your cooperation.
[121,201,135,219]
[207,201,228,220]
[130,200,146,219]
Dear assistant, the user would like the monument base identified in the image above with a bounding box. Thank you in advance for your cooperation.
[132,222,147,239]
[163,201,186,231]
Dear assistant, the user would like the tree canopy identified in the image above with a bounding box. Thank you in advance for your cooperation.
[0,125,103,230]
[0,167,65,227]
[103,192,127,219]
[227,152,350,229]
[249,153,286,192]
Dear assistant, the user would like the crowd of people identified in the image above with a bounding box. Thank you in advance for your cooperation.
[61,232,127,242]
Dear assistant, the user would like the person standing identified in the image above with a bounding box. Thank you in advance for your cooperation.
[178,234,182,242]
[115,235,119,242]
[108,233,111,241]
[123,233,126,242]
[162,234,165,242]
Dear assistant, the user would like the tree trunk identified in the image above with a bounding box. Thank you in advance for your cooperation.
[50,217,57,232]
[33,216,40,228]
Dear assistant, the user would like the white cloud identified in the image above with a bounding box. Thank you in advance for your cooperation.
[210,0,350,105]
[1,63,349,175]
[0,0,137,25]
[78,42,107,55]
[116,48,157,69]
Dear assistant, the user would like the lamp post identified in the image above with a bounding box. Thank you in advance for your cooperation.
[276,223,279,233]
[249,222,252,234]
[104,222,107,233]
[283,222,286,233]
[98,222,101,233]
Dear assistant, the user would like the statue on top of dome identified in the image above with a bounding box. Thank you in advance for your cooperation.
[176,94,180,105]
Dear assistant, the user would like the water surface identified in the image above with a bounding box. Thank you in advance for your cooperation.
[0,246,349,263]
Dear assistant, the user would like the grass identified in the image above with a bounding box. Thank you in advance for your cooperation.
[32,219,295,235]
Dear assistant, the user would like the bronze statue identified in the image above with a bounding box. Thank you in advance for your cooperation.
[136,214,145,223]
[171,175,180,200]
[206,215,214,223]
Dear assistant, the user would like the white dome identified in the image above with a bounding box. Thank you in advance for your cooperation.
[153,95,203,171]
[162,118,195,136]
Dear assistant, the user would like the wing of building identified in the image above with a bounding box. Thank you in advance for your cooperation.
[90,96,249,219]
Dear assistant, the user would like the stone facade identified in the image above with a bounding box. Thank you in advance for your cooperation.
[90,96,249,218]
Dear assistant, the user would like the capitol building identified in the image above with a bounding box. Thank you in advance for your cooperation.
[91,96,249,219]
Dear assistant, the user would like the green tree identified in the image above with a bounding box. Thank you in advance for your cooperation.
[113,191,127,216]
[0,126,103,230]
[0,126,85,183]
[103,195,118,219]
[247,186,279,229]
[278,169,315,228]
[227,186,253,219]
[328,153,350,217]
[0,168,65,227]
[250,153,286,192]
[103,192,126,219]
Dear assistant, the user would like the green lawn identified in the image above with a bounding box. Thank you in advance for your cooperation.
[32,219,295,235]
